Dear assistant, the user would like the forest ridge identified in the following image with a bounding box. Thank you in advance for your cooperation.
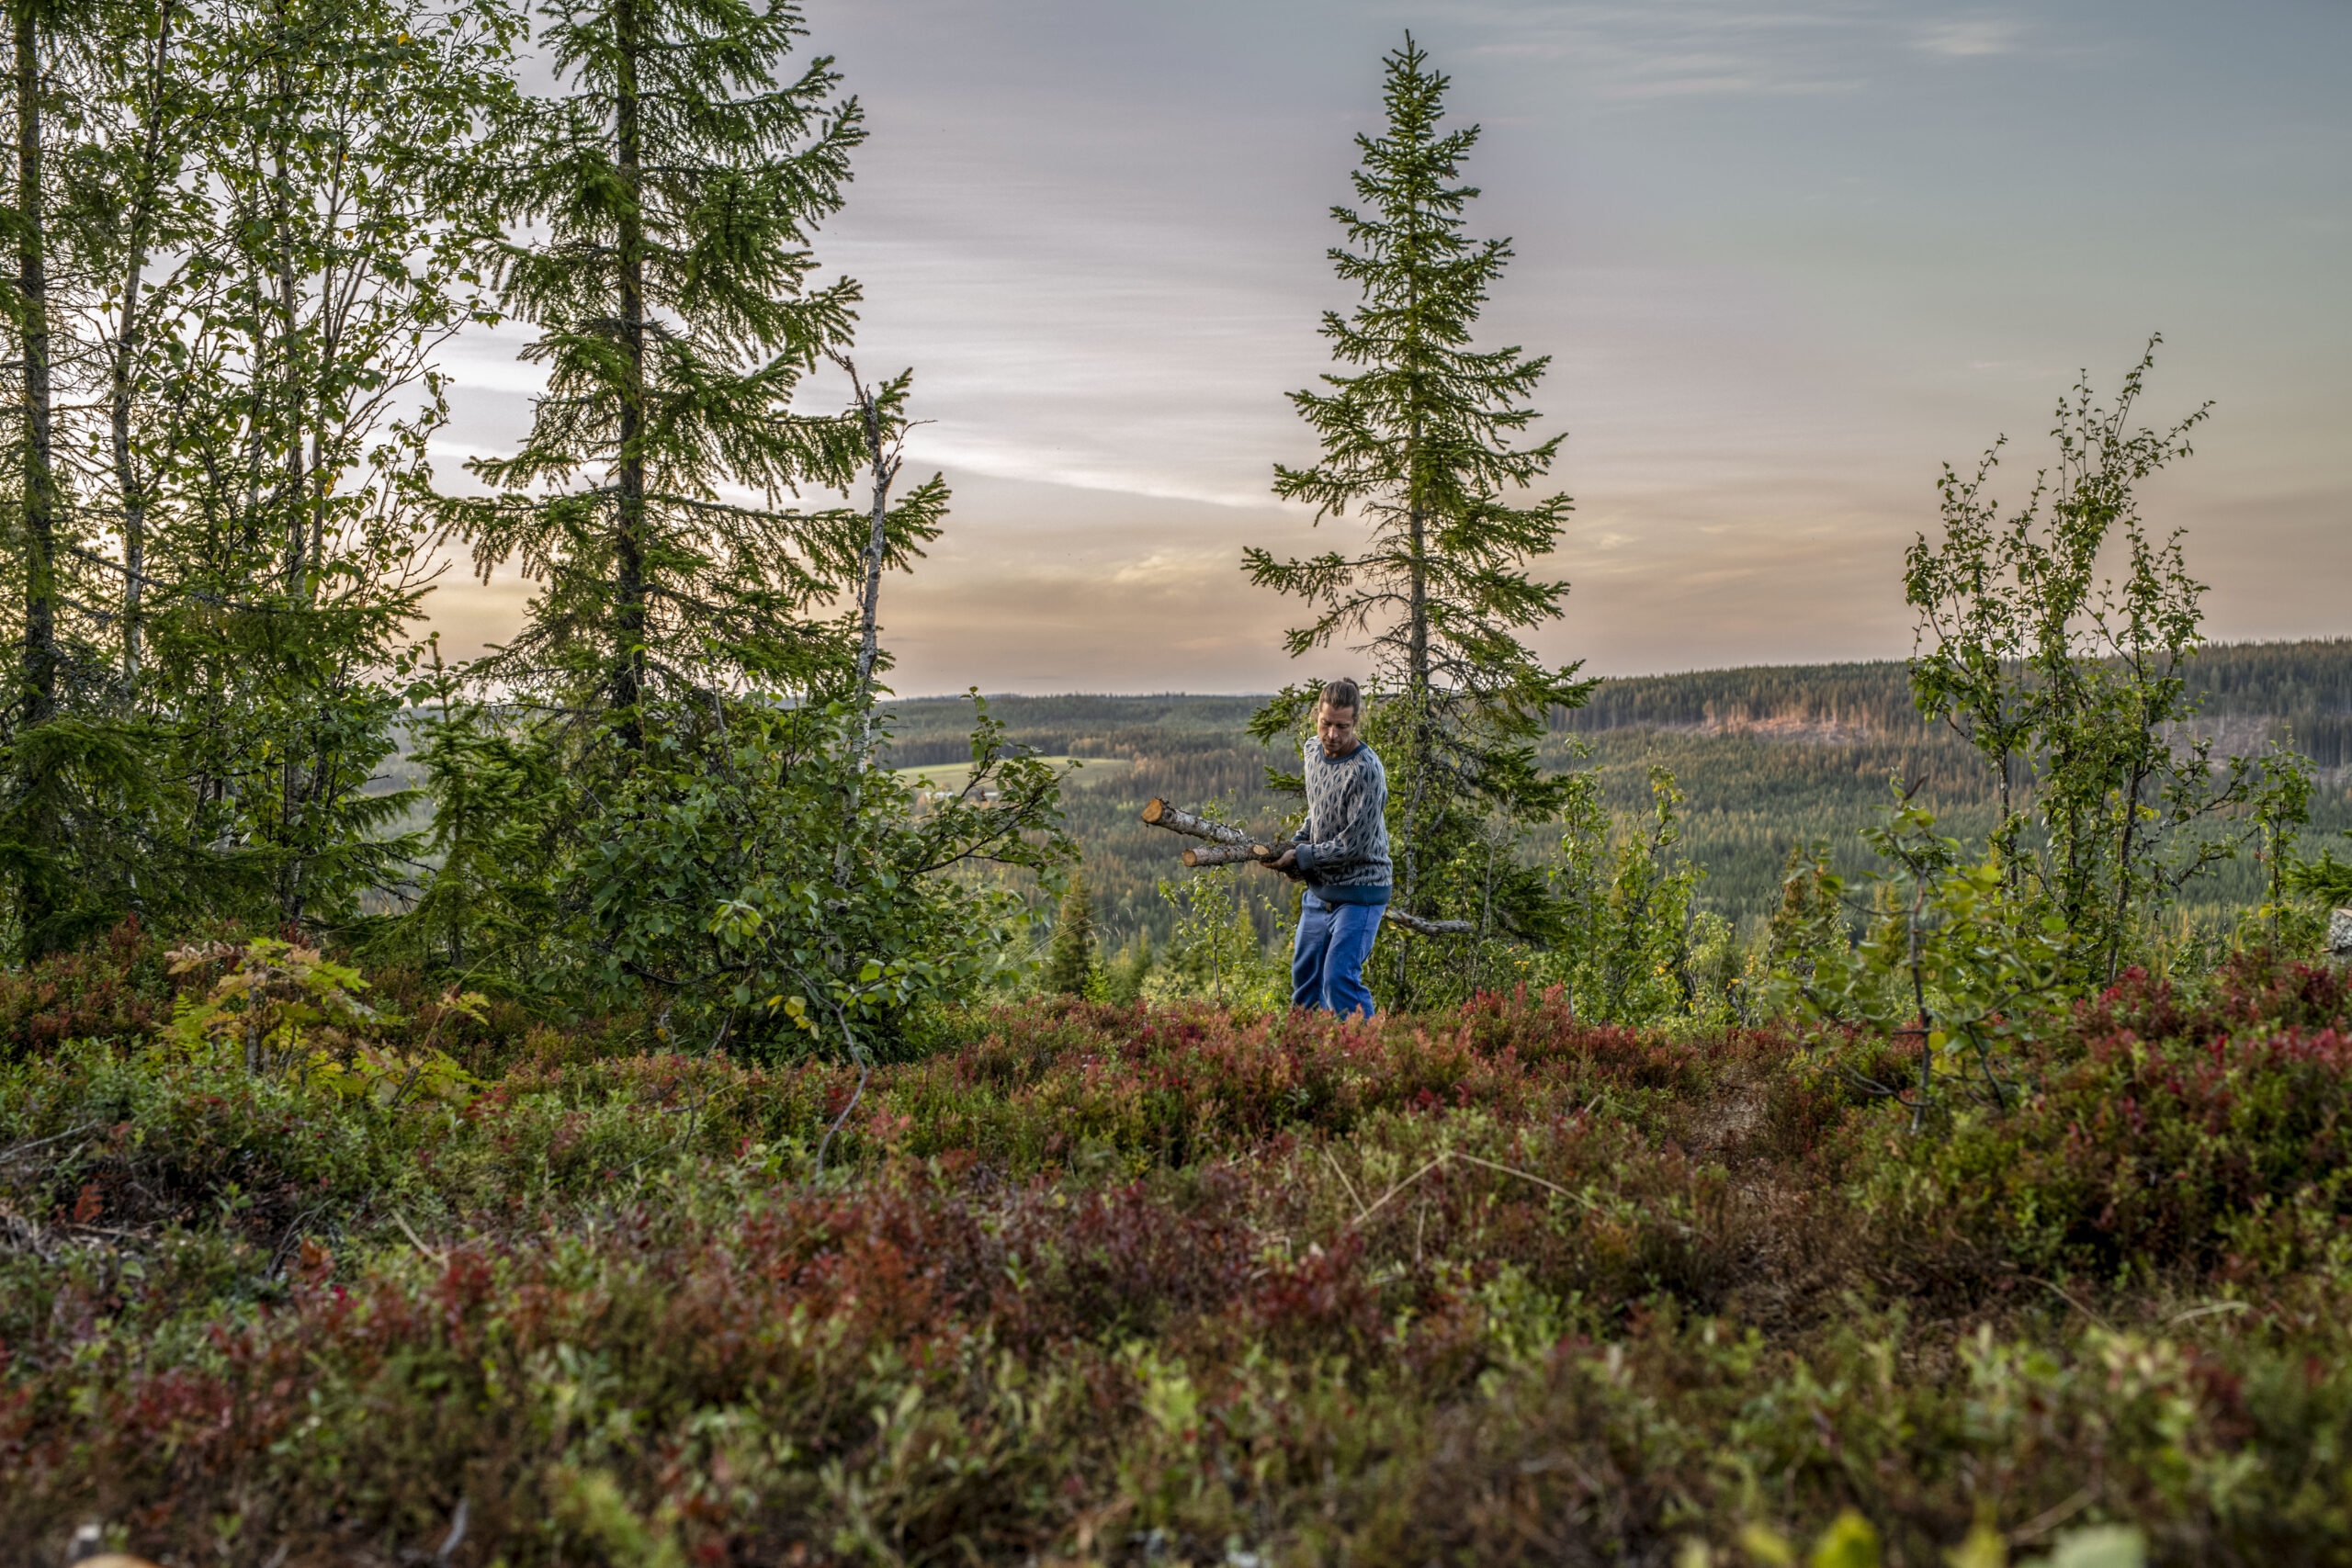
[872,637,2352,959]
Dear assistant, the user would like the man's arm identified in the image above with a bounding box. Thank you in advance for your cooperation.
[1262,752,1319,874]
[1291,767,1371,879]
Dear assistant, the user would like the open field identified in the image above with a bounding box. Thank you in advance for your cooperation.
[895,756,1122,797]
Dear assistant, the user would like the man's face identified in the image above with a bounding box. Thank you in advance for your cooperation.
[1317,702,1361,759]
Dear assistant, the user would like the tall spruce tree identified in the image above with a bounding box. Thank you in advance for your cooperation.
[423,0,1064,1032]
[1245,37,1592,1006]
[448,0,887,734]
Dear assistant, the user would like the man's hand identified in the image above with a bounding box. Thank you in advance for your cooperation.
[1260,847,1298,872]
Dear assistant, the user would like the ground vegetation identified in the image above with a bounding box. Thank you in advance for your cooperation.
[3,927,2351,1563]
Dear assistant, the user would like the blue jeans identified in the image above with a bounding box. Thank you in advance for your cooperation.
[1292,896,1385,1019]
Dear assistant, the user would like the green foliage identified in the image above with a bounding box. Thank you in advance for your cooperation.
[1150,808,1288,1007]
[1244,38,1595,1001]
[1770,788,2086,1129]
[164,937,385,1075]
[1043,869,1096,997]
[132,0,514,931]
[1905,344,2312,980]
[1097,929,1154,1005]
[163,934,482,1104]
[2283,831,2352,910]
[0,716,186,958]
[364,647,565,983]
[599,694,1070,1055]
[1765,841,1848,986]
[0,0,521,949]
[1546,763,1705,1025]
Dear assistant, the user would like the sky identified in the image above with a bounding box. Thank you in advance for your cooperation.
[426,0,2352,694]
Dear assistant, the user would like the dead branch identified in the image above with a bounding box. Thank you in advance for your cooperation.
[1384,908,1475,936]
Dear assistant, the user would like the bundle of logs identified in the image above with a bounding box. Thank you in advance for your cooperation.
[1141,797,1474,936]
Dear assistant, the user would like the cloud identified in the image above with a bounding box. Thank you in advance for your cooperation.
[1914,17,2025,57]
[902,428,1290,513]
[1413,1,1879,101]
[1597,70,1861,100]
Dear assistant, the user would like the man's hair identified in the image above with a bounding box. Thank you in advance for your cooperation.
[1318,678,1363,717]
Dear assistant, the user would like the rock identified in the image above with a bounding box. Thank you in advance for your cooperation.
[2331,908,2352,959]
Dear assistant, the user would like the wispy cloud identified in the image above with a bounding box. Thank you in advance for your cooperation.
[1914,17,2026,57]
[1415,2,1878,101]
[1426,3,2040,100]
[902,428,1289,513]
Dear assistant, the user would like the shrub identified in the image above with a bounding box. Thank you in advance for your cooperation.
[0,918,178,1058]
[1857,958,2352,1284]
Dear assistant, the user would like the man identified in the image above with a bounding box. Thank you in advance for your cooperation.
[1261,678,1390,1019]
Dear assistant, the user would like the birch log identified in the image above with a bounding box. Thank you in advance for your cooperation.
[1142,797,1271,857]
[1181,842,1272,868]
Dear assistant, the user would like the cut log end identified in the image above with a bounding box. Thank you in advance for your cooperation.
[1142,797,1168,825]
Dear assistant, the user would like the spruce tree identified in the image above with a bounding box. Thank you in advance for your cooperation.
[448,0,890,733]
[1245,37,1592,1002]
[1044,872,1095,997]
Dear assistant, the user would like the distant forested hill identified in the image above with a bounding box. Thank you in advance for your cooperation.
[1556,639,2352,765]
[880,637,2352,952]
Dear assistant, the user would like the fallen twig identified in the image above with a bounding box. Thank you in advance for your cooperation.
[435,1495,470,1566]
[391,1209,446,1266]
[1351,1156,1451,1229]
[2007,1486,2095,1546]
[1317,1144,1369,1221]
[0,1121,102,1165]
[1450,1151,1602,1212]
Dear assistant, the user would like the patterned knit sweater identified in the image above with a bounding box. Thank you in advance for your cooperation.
[1292,739,1392,902]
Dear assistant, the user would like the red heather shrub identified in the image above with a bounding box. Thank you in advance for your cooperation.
[1862,959,2352,1282]
[0,1113,1776,1564]
[898,987,1802,1168]
[0,918,178,1059]
[18,962,2352,1563]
